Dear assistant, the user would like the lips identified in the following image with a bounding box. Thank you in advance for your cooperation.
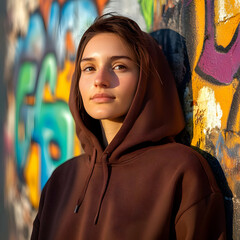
[91,93,115,103]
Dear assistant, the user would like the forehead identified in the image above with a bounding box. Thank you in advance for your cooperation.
[82,33,136,60]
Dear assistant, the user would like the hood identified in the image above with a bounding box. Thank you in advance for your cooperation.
[69,32,185,162]
[68,31,185,223]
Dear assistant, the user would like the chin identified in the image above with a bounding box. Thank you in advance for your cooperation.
[88,113,114,120]
[87,109,113,119]
[89,112,124,121]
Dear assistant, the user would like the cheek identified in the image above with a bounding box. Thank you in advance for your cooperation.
[125,75,139,100]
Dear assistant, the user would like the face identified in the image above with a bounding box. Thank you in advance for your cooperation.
[79,33,139,121]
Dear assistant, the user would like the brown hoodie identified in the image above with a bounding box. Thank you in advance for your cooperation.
[31,32,226,240]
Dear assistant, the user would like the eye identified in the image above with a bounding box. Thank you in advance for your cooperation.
[82,66,95,72]
[113,64,127,71]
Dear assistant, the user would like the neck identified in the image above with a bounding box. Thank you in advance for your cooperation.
[100,118,124,147]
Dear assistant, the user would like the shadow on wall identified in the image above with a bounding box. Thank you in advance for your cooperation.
[151,29,233,240]
[151,29,192,145]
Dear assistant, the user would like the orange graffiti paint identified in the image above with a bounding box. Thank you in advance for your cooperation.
[39,0,54,27]
[49,141,61,160]
[66,31,75,55]
[95,0,109,15]
[24,95,36,105]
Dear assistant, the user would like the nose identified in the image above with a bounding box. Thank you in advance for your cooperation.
[94,67,111,88]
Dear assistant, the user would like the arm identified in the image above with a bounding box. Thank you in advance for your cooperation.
[175,190,226,239]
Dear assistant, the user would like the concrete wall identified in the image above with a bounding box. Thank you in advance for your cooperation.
[2,0,240,239]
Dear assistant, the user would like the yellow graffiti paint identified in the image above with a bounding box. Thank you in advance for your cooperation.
[191,0,207,149]
[192,0,205,69]
[43,83,55,102]
[24,142,40,208]
[191,1,239,154]
[74,133,82,156]
[56,60,75,102]
[215,0,240,47]
[154,0,167,19]
[191,75,237,150]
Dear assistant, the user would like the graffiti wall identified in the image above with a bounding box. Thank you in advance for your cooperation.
[3,0,240,239]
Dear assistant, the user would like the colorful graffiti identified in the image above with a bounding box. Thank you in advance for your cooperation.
[190,2,240,237]
[4,0,240,239]
[191,0,240,194]
[195,1,240,85]
[15,0,99,205]
[149,0,240,238]
[5,0,100,239]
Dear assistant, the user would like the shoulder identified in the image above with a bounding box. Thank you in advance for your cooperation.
[163,143,223,208]
[169,143,221,191]
[52,154,88,174]
[145,142,213,170]
[44,154,89,190]
[159,143,216,171]
[143,142,222,194]
[157,144,225,221]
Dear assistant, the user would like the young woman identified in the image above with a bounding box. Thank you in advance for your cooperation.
[31,14,226,239]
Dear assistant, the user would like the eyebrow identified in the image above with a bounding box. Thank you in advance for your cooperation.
[80,55,133,63]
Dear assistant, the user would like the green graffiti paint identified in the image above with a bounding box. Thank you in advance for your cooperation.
[138,0,154,31]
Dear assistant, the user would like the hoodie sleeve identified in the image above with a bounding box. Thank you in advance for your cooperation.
[175,192,226,240]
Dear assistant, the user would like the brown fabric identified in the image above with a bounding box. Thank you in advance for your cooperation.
[31,32,226,240]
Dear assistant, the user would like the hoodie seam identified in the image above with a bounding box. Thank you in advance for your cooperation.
[94,147,155,167]
[99,145,173,167]
[174,191,223,225]
[177,144,222,194]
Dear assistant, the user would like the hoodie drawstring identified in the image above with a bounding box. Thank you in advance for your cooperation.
[94,152,109,224]
[74,149,97,213]
[74,150,110,225]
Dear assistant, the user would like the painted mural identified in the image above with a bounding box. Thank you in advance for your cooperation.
[5,0,98,239]
[191,1,240,238]
[4,0,240,239]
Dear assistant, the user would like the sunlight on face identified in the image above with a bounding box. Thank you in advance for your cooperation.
[79,33,139,122]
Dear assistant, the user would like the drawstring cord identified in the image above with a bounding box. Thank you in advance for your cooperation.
[74,150,110,225]
[94,152,109,224]
[74,149,97,213]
